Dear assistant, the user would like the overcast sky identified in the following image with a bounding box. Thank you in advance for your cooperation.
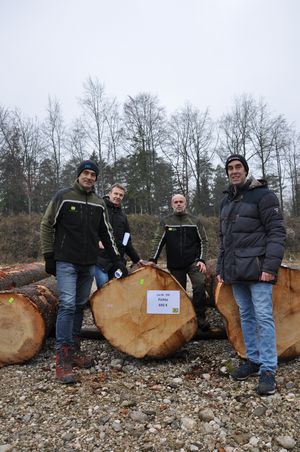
[1,0,299,129]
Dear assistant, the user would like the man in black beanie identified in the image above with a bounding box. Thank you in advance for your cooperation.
[216,154,286,396]
[40,160,127,384]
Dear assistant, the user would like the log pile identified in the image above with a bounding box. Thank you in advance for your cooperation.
[0,262,49,290]
[90,266,197,358]
[0,273,58,367]
[215,264,300,360]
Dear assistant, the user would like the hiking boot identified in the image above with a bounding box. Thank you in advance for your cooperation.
[72,336,94,369]
[257,370,276,396]
[231,360,260,381]
[56,344,76,384]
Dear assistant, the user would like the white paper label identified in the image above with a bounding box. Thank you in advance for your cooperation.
[146,290,180,314]
[122,232,130,246]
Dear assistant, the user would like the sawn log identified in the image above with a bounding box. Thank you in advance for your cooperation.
[90,266,198,358]
[215,264,300,360]
[0,262,48,291]
[0,276,58,367]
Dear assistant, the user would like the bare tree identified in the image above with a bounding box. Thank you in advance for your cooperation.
[218,94,256,162]
[164,105,193,198]
[269,115,291,211]
[104,98,124,180]
[123,93,167,214]
[164,104,215,210]
[14,111,43,215]
[79,76,111,193]
[186,107,215,209]
[249,99,278,179]
[42,97,65,187]
[66,117,88,163]
[286,131,300,216]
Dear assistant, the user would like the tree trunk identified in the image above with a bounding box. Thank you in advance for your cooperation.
[0,276,58,367]
[0,262,48,291]
[215,264,300,360]
[90,266,197,358]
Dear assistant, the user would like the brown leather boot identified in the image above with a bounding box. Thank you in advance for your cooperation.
[56,344,76,384]
[72,336,94,369]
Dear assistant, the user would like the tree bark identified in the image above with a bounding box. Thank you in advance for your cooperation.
[90,266,198,358]
[215,264,300,360]
[0,276,58,367]
[0,262,48,291]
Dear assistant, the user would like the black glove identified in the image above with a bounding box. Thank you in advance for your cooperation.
[112,260,128,279]
[44,252,56,276]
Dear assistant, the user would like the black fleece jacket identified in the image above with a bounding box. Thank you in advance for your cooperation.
[97,197,140,271]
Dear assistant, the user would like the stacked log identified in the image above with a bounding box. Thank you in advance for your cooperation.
[0,262,48,290]
[0,275,58,367]
[215,264,300,360]
[90,266,197,358]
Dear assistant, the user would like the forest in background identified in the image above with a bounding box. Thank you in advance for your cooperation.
[0,77,299,265]
[0,76,299,219]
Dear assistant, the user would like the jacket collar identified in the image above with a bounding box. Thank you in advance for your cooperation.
[104,196,122,210]
[73,180,94,195]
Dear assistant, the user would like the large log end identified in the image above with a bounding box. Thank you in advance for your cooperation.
[0,291,46,366]
[90,266,197,358]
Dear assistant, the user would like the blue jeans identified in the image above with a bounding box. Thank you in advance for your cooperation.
[232,282,277,373]
[94,265,109,289]
[56,261,95,350]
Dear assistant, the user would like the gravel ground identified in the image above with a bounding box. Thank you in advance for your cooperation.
[0,308,299,452]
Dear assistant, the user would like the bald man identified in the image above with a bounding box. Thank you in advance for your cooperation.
[150,194,209,331]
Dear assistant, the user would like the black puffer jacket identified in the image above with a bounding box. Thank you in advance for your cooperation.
[97,197,140,271]
[216,178,286,284]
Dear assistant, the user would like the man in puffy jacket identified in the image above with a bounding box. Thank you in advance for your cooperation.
[216,154,286,396]
[40,160,127,384]
[150,194,209,331]
[95,183,142,287]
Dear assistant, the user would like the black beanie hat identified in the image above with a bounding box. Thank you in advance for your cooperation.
[77,160,99,179]
[225,154,249,176]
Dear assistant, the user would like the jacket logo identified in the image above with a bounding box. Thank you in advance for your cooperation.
[69,206,77,212]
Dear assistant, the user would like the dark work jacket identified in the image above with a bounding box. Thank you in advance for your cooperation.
[216,178,286,284]
[150,211,208,269]
[40,182,119,265]
[97,197,140,271]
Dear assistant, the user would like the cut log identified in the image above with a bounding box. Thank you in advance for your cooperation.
[215,264,300,360]
[0,276,58,367]
[0,262,48,291]
[90,266,197,358]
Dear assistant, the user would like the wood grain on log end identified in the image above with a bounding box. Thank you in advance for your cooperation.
[0,279,58,366]
[0,293,46,366]
[90,266,197,358]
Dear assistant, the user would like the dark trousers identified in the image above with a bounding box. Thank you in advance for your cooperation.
[168,262,206,319]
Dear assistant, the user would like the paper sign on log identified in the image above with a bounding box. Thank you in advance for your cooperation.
[147,290,180,314]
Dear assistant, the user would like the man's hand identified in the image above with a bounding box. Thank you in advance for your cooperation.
[44,252,56,276]
[196,261,206,273]
[112,260,128,278]
[260,272,275,282]
[217,274,224,283]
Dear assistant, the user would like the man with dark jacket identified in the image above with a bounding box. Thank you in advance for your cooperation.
[150,194,209,330]
[95,183,142,287]
[216,154,286,396]
[40,160,126,384]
